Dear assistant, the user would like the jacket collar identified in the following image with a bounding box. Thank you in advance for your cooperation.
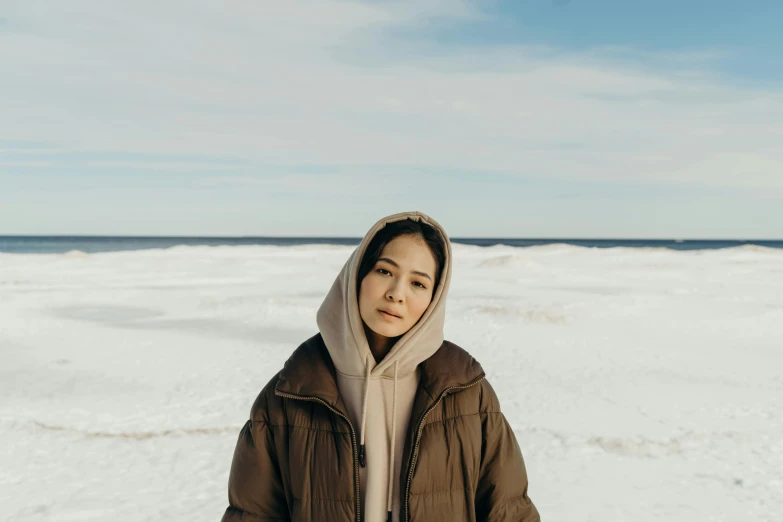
[418,339,485,399]
[274,333,485,412]
[274,333,343,408]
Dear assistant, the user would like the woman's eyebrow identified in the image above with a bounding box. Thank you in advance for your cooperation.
[378,257,432,282]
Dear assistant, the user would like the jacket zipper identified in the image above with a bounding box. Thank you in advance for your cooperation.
[403,376,486,522]
[274,390,362,522]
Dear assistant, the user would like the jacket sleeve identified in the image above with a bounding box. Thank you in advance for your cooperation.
[220,390,289,521]
[475,386,540,522]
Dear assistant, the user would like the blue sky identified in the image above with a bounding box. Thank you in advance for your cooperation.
[1,0,782,238]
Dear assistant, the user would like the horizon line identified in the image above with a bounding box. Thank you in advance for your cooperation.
[1,234,782,242]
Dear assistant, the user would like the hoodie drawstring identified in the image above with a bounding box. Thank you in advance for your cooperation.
[387,361,399,522]
[358,355,400,522]
[359,353,371,468]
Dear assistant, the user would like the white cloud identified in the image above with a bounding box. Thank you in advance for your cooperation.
[84,161,249,171]
[0,161,52,168]
[1,0,782,195]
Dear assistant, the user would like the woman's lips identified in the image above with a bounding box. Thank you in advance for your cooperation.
[378,309,401,319]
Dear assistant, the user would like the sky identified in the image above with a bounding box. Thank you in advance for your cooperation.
[1,0,782,239]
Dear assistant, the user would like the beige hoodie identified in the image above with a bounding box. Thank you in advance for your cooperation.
[315,210,452,522]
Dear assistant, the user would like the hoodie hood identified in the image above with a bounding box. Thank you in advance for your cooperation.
[316,210,452,380]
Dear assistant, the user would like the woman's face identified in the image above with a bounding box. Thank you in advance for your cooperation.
[359,234,437,340]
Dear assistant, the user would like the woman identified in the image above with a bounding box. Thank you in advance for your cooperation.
[220,211,540,522]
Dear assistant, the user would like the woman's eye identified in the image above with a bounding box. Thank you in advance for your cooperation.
[376,268,425,289]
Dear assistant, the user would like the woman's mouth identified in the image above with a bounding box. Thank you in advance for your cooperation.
[378,309,401,319]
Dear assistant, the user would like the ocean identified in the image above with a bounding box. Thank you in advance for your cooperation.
[0,235,781,254]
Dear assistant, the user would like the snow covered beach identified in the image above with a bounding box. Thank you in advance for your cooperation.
[1,244,781,521]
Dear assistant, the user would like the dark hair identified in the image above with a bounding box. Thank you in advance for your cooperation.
[357,218,446,293]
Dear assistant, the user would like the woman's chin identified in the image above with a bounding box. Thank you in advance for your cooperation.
[366,320,403,339]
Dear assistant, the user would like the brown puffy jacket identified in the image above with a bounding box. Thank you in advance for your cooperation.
[220,333,540,522]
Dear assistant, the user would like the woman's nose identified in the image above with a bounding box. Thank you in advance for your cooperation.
[386,282,404,301]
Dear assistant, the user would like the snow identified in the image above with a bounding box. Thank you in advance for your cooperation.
[1,243,781,521]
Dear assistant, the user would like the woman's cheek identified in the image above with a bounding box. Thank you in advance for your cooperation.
[411,297,426,320]
[364,275,381,297]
